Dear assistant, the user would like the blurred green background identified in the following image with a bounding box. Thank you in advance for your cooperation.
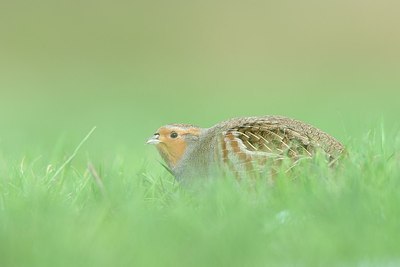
[1,1,400,266]
[1,0,399,157]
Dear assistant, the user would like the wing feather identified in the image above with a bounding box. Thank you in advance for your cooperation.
[213,116,345,176]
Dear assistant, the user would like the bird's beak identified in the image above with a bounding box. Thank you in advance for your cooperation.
[146,134,161,145]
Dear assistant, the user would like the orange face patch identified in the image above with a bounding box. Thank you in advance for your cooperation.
[154,126,201,168]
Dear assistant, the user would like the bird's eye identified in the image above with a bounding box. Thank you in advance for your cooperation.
[170,132,178,138]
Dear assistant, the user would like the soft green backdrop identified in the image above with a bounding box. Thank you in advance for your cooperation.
[1,0,399,151]
[1,1,400,266]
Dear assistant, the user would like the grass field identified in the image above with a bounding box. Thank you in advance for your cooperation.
[1,120,400,267]
[1,1,400,266]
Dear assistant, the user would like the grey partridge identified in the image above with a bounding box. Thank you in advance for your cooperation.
[147,116,344,181]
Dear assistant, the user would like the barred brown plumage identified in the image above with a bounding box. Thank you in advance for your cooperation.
[147,116,345,181]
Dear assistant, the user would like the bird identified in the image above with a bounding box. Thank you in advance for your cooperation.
[147,116,345,182]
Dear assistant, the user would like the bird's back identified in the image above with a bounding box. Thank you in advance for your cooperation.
[215,116,344,156]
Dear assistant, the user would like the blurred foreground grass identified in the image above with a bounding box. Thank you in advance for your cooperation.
[0,123,399,267]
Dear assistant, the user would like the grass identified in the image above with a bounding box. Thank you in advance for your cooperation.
[0,124,399,267]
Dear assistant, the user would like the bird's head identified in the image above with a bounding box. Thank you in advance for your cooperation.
[147,124,201,169]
